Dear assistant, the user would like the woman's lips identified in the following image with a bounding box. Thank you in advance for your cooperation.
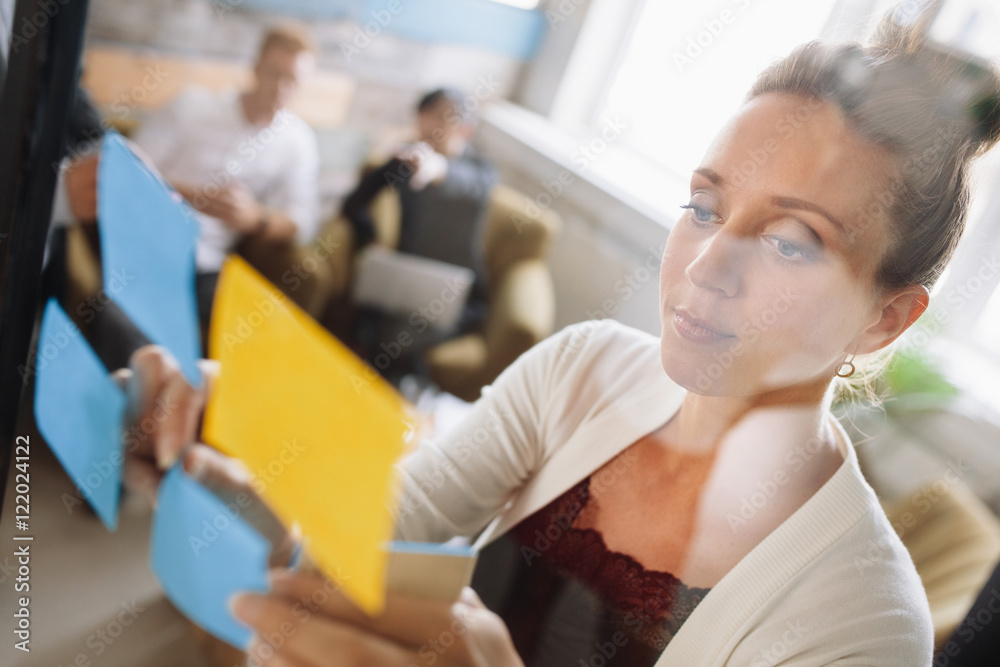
[672,307,736,343]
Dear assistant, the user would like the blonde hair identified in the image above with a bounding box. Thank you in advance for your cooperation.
[748,16,1000,405]
[258,23,316,59]
[749,17,1000,293]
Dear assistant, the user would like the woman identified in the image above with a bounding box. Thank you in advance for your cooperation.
[124,18,1000,666]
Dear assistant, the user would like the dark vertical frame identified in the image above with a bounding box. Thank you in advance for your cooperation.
[0,0,91,518]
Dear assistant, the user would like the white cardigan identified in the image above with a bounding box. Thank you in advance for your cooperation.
[395,319,933,666]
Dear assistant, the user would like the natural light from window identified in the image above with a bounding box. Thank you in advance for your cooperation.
[490,0,540,9]
[974,284,1000,356]
[599,0,840,180]
[930,0,1000,60]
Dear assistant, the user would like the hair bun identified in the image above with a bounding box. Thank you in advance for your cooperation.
[869,15,1000,156]
[969,84,1000,154]
[748,13,1000,291]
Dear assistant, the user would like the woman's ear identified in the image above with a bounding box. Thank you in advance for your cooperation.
[859,284,930,353]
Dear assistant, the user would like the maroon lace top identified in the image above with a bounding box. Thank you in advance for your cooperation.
[499,441,715,666]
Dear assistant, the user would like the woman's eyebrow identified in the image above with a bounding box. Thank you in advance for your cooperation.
[692,168,849,238]
[771,196,847,236]
[693,168,724,185]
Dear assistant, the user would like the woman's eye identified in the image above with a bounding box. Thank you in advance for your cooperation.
[680,203,719,225]
[768,236,810,260]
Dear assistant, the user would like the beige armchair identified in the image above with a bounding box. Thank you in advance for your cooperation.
[65,171,561,405]
[881,481,1000,650]
[425,184,560,401]
[352,181,560,400]
[234,215,355,319]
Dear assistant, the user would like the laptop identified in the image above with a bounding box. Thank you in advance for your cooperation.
[352,246,475,332]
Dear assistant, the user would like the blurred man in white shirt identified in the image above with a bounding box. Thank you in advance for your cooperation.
[132,24,320,327]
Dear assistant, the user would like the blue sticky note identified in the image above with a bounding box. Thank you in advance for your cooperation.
[151,466,270,648]
[97,133,202,387]
[33,299,126,530]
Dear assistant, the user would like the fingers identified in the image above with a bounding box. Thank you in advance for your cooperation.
[125,346,210,470]
[266,532,300,571]
[460,587,486,608]
[232,592,415,667]
[266,572,369,625]
[451,593,522,667]
[122,348,292,560]
[157,369,203,468]
[112,368,131,392]
[266,571,471,648]
[197,358,220,393]
[126,345,173,425]
[123,457,161,506]
[182,445,297,566]
[183,444,250,488]
[235,577,521,666]
[125,346,177,461]
[245,639,306,666]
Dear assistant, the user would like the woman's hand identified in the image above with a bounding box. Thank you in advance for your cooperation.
[114,345,212,499]
[116,345,297,565]
[232,572,525,667]
[63,154,100,224]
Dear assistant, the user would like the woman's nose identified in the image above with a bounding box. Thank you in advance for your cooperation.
[684,231,742,297]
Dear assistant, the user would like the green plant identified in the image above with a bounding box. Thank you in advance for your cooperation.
[880,350,958,401]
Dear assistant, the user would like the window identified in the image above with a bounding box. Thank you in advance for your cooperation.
[925,0,1000,352]
[568,0,998,353]
[490,0,540,9]
[595,0,841,178]
[929,0,1000,59]
[974,284,1000,355]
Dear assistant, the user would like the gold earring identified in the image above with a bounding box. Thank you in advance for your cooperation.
[836,355,856,378]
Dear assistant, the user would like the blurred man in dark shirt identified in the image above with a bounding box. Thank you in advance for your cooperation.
[342,89,498,378]
[343,88,497,288]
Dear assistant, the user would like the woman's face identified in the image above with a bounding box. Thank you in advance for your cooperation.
[660,93,896,397]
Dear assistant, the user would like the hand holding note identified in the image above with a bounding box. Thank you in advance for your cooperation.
[204,255,412,615]
[118,344,298,565]
[114,346,214,502]
[230,572,525,667]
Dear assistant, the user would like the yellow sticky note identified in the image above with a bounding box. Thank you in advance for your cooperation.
[203,256,408,615]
